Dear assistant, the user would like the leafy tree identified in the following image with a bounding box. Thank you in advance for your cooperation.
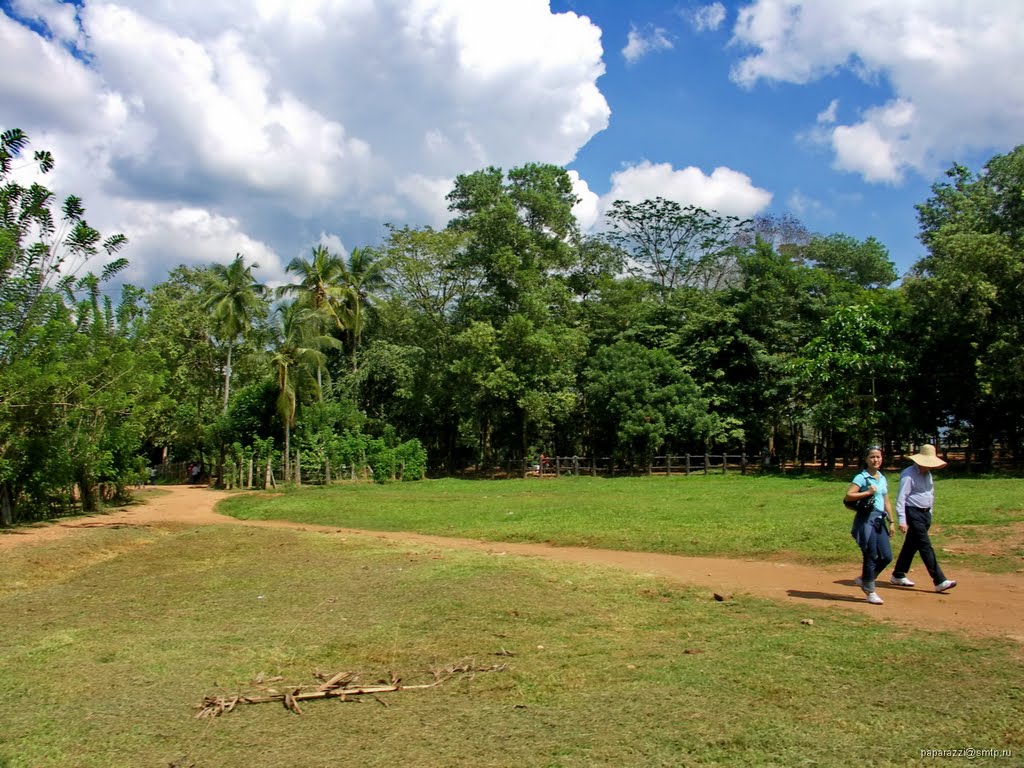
[584,341,711,467]
[604,197,750,296]
[793,304,899,466]
[906,147,1024,462]
[799,233,898,289]
[0,129,138,524]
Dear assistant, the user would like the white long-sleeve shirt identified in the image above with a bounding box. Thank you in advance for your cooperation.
[895,465,935,525]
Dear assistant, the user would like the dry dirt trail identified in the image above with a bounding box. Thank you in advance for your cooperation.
[3,485,1022,644]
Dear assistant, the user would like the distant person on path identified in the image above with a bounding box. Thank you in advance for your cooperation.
[846,445,895,605]
[890,445,957,593]
[189,462,202,485]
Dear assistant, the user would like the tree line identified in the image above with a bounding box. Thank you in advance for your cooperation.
[2,127,1022,523]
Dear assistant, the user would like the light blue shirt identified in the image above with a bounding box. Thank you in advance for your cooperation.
[851,470,888,518]
[896,465,934,525]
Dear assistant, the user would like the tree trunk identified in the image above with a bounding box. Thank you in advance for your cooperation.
[223,344,233,414]
[0,481,13,526]
[284,422,291,480]
[76,467,99,513]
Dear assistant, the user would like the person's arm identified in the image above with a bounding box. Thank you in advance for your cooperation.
[843,475,874,504]
[896,472,912,532]
[884,483,895,534]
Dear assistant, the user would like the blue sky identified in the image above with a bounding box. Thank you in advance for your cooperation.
[2,0,1021,288]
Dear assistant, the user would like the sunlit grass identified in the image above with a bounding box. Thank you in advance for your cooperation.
[1,523,1021,767]
[218,474,1024,572]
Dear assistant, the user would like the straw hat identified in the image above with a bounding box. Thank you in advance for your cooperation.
[909,444,947,469]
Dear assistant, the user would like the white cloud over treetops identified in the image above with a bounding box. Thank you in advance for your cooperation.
[730,0,1024,183]
[1,0,610,286]
[573,161,773,233]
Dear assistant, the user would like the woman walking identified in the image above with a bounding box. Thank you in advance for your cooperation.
[890,444,957,593]
[846,446,895,605]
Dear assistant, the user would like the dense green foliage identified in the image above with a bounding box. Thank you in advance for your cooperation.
[3,128,1024,522]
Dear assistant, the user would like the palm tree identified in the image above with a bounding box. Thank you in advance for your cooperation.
[340,246,386,371]
[270,301,342,478]
[202,254,267,413]
[277,245,349,389]
[277,245,349,327]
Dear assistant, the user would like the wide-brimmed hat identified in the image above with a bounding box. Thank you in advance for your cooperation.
[909,444,947,469]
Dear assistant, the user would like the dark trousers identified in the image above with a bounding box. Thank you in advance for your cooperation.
[894,506,946,585]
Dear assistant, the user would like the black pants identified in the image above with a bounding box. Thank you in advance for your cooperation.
[894,506,946,585]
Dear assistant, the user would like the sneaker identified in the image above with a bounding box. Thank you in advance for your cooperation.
[935,579,958,593]
[890,576,915,587]
[865,592,884,605]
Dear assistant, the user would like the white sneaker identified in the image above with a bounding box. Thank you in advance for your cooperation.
[865,592,884,605]
[890,576,915,587]
[935,579,958,593]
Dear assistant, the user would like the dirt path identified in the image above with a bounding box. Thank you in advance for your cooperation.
[4,485,1023,644]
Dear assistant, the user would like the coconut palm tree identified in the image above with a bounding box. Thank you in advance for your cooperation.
[202,254,267,413]
[276,244,350,389]
[340,246,386,371]
[270,301,342,478]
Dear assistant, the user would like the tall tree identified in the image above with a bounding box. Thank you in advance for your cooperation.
[604,197,750,296]
[202,254,267,413]
[906,147,1024,463]
[269,302,342,477]
[277,244,349,387]
[444,164,585,466]
[340,246,386,372]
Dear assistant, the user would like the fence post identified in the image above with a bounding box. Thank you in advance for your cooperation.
[685,454,691,475]
[722,453,728,475]
[741,453,747,475]
[667,455,672,476]
[591,456,596,476]
[555,456,561,477]
[704,453,710,475]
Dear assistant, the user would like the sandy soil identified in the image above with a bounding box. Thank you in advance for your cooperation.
[3,485,1022,644]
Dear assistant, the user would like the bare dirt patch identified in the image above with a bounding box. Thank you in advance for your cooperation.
[3,485,1023,644]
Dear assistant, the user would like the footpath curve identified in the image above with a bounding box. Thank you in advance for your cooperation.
[3,485,1022,643]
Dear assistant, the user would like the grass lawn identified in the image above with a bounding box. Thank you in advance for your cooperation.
[1,522,1021,767]
[217,474,1024,572]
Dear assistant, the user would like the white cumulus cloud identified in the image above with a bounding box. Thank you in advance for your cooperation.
[1,0,610,286]
[622,24,673,64]
[602,160,772,220]
[691,3,727,32]
[729,0,1024,182]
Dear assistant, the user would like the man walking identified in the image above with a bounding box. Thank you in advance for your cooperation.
[890,445,957,593]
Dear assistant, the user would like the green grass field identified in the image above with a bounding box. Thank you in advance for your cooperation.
[2,475,1022,767]
[218,474,1024,572]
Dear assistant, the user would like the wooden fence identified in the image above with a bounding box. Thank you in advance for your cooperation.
[526,453,773,478]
